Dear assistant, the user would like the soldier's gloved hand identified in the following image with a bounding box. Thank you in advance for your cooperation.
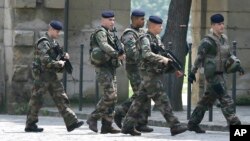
[238,66,245,75]
[188,72,196,83]
[160,57,172,65]
[58,60,66,67]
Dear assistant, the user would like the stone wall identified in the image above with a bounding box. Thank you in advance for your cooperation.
[227,0,250,104]
[66,0,130,104]
[191,0,250,105]
[0,0,5,112]
[7,0,65,113]
[0,0,130,113]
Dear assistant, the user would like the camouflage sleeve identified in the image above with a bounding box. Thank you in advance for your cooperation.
[95,30,118,58]
[37,41,63,69]
[191,38,213,73]
[121,32,137,59]
[140,36,168,64]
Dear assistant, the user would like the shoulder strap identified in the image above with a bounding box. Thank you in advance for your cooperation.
[36,37,49,46]
[136,34,150,51]
[205,33,228,50]
[94,28,106,35]
[122,28,140,39]
[91,27,107,39]
[90,27,107,47]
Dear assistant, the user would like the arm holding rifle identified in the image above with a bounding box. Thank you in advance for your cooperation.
[151,42,184,77]
[112,27,126,63]
[51,45,73,74]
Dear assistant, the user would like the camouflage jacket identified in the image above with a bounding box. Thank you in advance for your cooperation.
[32,32,64,74]
[139,31,170,73]
[191,33,232,76]
[121,26,145,65]
[90,26,121,67]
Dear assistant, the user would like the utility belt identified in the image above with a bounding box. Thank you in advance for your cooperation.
[93,59,120,68]
[214,71,223,75]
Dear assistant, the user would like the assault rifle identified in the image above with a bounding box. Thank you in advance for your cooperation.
[37,37,73,75]
[52,45,73,75]
[151,42,183,73]
[112,27,125,55]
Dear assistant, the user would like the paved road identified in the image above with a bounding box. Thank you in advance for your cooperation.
[0,115,230,141]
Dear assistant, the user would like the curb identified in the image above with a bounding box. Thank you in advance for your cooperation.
[40,109,229,132]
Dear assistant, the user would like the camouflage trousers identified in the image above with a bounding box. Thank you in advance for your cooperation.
[189,74,241,126]
[123,71,180,129]
[26,72,78,127]
[90,67,118,123]
[116,64,150,126]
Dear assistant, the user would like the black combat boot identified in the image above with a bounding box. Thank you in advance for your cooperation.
[87,117,98,133]
[114,109,123,128]
[121,126,141,136]
[187,123,206,133]
[25,124,44,132]
[135,125,154,133]
[67,121,84,132]
[100,119,120,134]
[170,124,187,136]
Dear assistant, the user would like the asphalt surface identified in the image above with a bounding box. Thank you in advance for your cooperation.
[0,115,230,141]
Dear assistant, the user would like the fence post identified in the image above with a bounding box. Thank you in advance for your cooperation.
[187,43,192,120]
[167,42,173,100]
[63,0,69,91]
[79,44,84,111]
[232,41,237,113]
[95,78,99,105]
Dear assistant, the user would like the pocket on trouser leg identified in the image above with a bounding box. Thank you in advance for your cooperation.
[212,83,225,96]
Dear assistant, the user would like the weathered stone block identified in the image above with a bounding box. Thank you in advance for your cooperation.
[207,0,228,12]
[0,0,4,7]
[110,0,131,10]
[92,0,109,10]
[12,65,30,82]
[228,12,250,30]
[0,30,3,42]
[44,0,65,9]
[4,30,13,46]
[14,30,34,46]
[227,29,250,49]
[229,0,250,12]
[70,0,92,9]
[69,9,92,30]
[114,10,130,28]
[13,0,36,8]
[0,9,4,29]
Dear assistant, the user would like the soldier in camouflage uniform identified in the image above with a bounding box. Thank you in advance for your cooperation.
[114,9,153,133]
[188,14,244,133]
[121,16,187,136]
[25,20,83,132]
[87,10,125,134]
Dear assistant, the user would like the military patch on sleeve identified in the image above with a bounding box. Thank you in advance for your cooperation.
[38,41,51,54]
[123,33,136,48]
[96,31,108,43]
